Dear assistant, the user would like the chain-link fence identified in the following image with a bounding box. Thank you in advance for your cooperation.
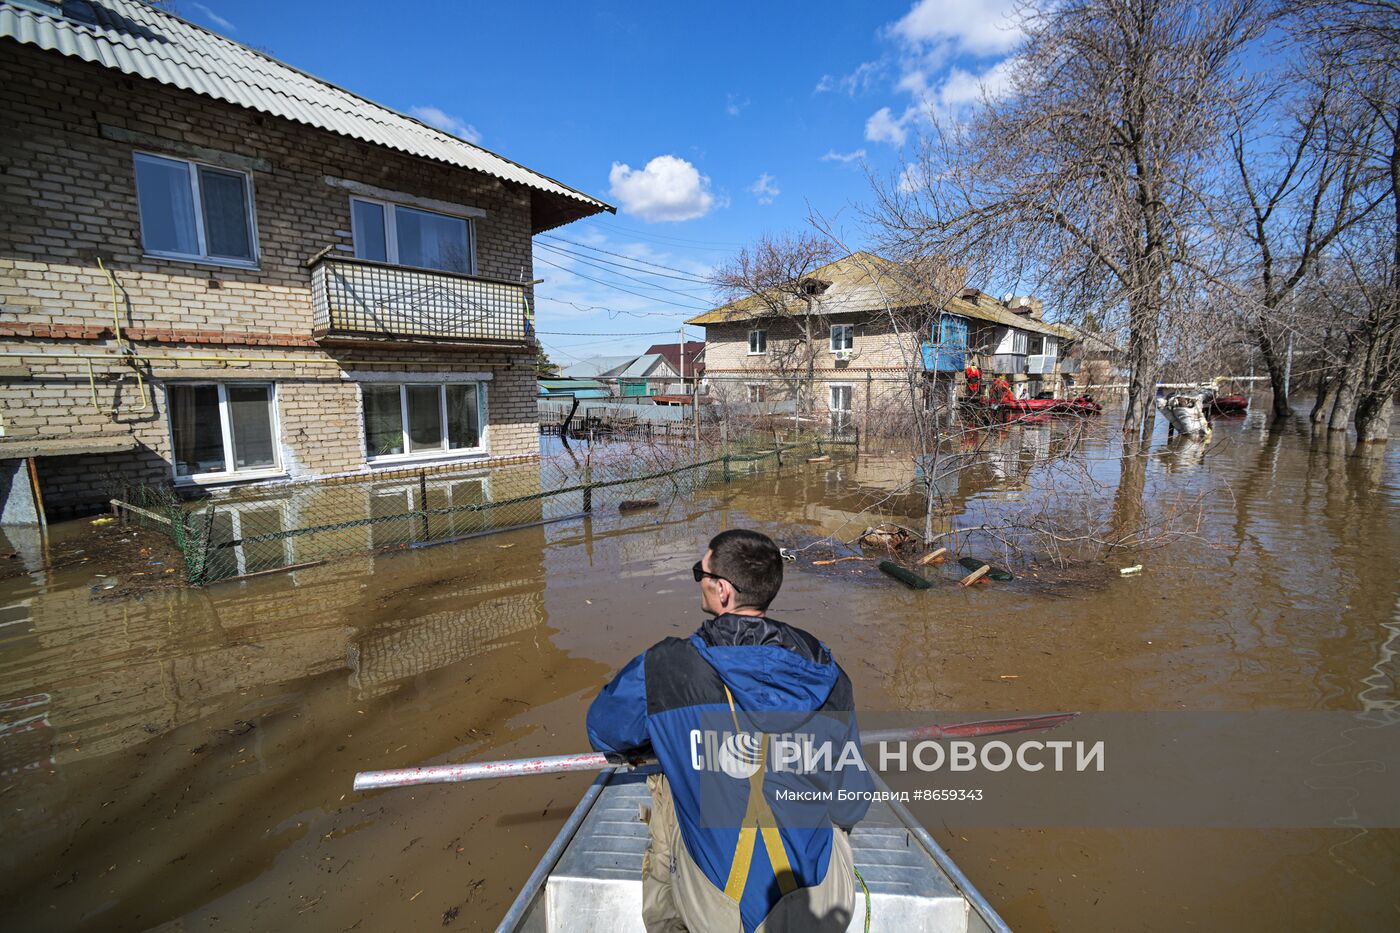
[111,427,857,585]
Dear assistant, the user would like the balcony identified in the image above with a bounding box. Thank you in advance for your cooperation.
[983,353,1026,374]
[921,343,967,373]
[310,254,532,346]
[1026,354,1058,375]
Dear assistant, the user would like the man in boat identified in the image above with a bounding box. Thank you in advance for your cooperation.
[989,373,1014,403]
[587,529,870,932]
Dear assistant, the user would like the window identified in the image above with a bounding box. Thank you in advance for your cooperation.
[748,329,767,355]
[362,382,485,462]
[937,316,969,347]
[830,324,854,352]
[829,384,853,412]
[1011,330,1029,355]
[169,383,279,481]
[369,477,488,548]
[206,503,290,580]
[1028,335,1045,355]
[351,197,474,274]
[134,153,257,266]
[747,384,766,403]
[829,384,853,432]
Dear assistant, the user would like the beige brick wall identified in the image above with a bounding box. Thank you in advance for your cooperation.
[0,46,546,516]
[701,313,924,414]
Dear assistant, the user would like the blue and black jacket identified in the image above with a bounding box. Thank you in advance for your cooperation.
[587,613,872,932]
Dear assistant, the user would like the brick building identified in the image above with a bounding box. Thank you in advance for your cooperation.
[688,252,1070,429]
[0,0,610,521]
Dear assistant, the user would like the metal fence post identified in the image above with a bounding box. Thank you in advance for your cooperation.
[583,454,593,513]
[417,470,431,540]
[721,422,730,482]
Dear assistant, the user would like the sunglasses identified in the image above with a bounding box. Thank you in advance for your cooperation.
[692,560,732,586]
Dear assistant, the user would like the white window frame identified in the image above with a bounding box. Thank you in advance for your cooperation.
[168,382,284,486]
[133,151,259,269]
[1011,330,1029,355]
[369,474,492,546]
[828,383,854,412]
[363,381,489,466]
[748,329,767,355]
[209,501,292,578]
[830,324,854,352]
[349,196,477,274]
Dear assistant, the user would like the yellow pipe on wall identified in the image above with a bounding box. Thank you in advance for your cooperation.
[95,256,125,350]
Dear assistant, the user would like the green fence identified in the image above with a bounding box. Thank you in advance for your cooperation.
[112,429,857,585]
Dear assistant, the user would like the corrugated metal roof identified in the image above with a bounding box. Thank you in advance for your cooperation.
[559,355,637,379]
[618,353,676,379]
[0,0,612,232]
[686,251,1061,337]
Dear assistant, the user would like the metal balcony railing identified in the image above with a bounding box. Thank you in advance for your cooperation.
[310,254,531,345]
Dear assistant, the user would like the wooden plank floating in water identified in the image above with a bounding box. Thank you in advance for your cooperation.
[918,547,948,566]
[959,564,991,587]
[806,455,830,463]
[958,556,1013,581]
[617,499,658,512]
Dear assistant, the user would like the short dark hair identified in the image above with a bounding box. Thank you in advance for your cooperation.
[707,529,783,611]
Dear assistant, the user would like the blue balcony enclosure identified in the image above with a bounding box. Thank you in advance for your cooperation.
[922,314,969,372]
[922,344,968,372]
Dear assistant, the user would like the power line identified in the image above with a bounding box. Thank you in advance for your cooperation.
[592,219,741,252]
[536,256,712,312]
[535,242,715,299]
[537,329,681,336]
[538,235,715,282]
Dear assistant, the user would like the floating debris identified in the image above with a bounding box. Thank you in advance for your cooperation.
[958,557,1013,581]
[879,561,932,590]
[959,564,992,587]
[918,547,948,566]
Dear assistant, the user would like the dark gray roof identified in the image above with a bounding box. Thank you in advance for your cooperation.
[0,0,612,231]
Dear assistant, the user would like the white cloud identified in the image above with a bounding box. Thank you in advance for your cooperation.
[935,58,1017,111]
[890,0,1025,56]
[748,173,780,205]
[725,93,750,116]
[608,155,718,223]
[865,106,914,146]
[815,61,883,96]
[409,106,482,144]
[190,2,236,32]
[821,148,867,164]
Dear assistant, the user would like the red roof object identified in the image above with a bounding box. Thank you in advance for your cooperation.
[645,340,705,377]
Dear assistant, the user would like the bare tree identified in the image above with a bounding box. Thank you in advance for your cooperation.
[1307,1,1398,441]
[1223,38,1386,420]
[869,0,1266,448]
[711,233,838,417]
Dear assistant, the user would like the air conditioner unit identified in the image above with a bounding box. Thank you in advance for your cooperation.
[833,349,853,362]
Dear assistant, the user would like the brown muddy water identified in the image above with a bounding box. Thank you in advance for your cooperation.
[1,407,1397,932]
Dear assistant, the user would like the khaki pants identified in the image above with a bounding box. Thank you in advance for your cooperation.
[641,774,855,933]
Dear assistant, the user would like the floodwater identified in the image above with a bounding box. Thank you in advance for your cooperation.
[1,406,1397,932]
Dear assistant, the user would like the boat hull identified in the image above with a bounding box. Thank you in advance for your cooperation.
[499,769,1004,932]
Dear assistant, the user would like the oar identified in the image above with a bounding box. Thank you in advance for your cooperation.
[352,712,1077,791]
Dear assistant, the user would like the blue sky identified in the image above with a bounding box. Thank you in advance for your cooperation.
[179,0,1025,363]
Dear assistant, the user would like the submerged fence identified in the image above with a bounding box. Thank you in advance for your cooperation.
[112,429,858,585]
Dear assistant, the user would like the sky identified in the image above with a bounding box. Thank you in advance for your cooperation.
[176,0,1026,365]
